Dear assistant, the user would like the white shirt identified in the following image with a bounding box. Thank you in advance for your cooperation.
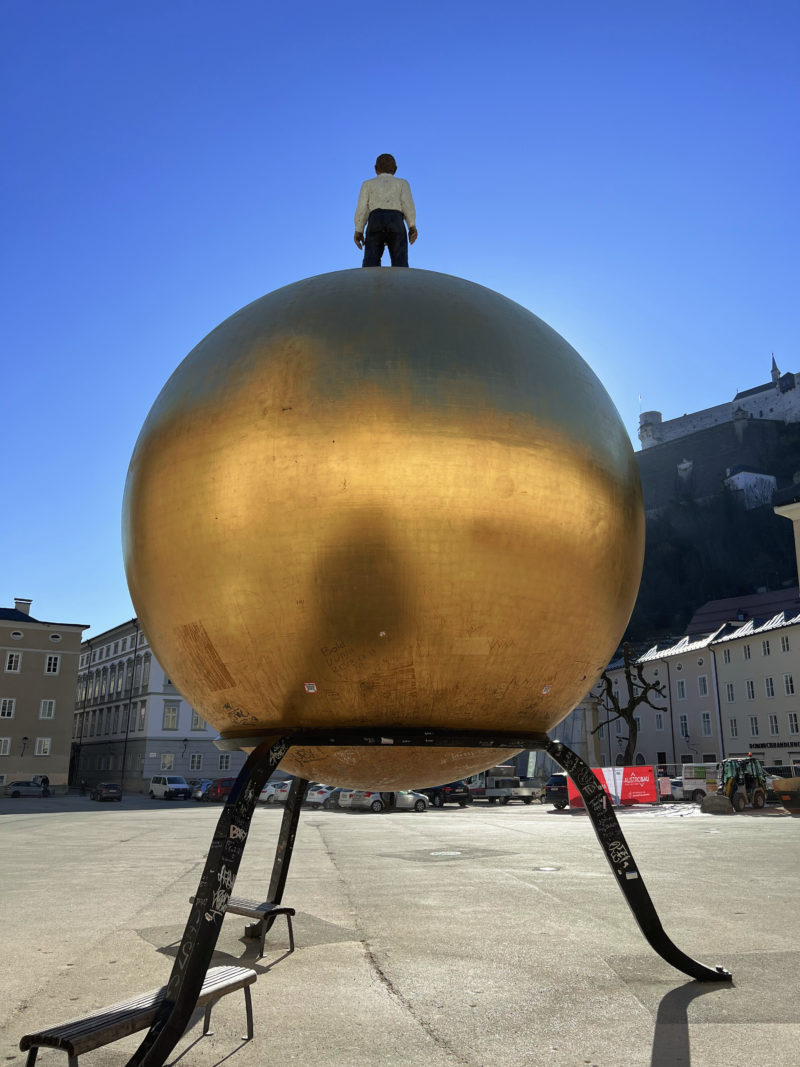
[354,173,416,232]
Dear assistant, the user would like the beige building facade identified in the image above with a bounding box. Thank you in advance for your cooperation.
[1,598,87,792]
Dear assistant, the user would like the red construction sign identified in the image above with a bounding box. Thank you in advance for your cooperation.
[567,766,658,807]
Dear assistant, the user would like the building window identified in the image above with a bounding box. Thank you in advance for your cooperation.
[163,704,179,730]
[117,669,124,694]
[701,712,712,737]
[746,680,755,700]
[726,682,735,703]
[34,737,51,756]
[40,700,55,719]
[189,753,203,771]
[219,753,231,771]
[0,699,15,718]
[722,648,731,664]
[730,717,738,738]
[702,752,717,763]
[0,737,10,756]
[743,644,751,661]
[4,652,21,673]
[749,716,759,737]
[784,674,795,696]
[655,712,663,731]
[112,707,119,733]
[160,753,174,771]
[44,654,61,676]
[679,715,689,740]
[762,639,771,657]
[698,675,708,697]
[789,712,799,735]
[769,714,779,736]
[765,676,775,698]
[138,703,146,731]
[781,634,790,653]
[598,723,605,739]
[676,679,686,700]
[191,710,205,730]
[615,718,622,735]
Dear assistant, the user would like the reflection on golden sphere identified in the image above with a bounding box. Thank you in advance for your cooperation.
[122,270,643,789]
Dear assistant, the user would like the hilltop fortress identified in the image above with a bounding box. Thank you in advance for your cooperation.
[639,358,800,450]
[635,358,800,516]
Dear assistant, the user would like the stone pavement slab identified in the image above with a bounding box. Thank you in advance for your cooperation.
[0,795,797,1066]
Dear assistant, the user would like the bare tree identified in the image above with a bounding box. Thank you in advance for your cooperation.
[591,642,667,765]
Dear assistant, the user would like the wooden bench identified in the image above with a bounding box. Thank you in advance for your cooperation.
[189,895,295,958]
[19,964,257,1067]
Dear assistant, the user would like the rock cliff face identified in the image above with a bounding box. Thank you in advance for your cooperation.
[626,419,800,640]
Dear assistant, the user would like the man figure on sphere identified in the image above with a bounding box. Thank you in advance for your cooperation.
[354,154,418,267]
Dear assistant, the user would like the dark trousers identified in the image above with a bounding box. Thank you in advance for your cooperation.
[362,209,409,267]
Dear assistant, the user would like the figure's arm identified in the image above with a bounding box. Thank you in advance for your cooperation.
[354,182,370,249]
[400,180,418,243]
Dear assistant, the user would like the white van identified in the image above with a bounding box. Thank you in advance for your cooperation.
[149,774,191,800]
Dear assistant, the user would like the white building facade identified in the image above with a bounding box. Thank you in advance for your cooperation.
[72,618,245,792]
[584,616,800,775]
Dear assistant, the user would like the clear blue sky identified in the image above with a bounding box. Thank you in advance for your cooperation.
[2,0,798,637]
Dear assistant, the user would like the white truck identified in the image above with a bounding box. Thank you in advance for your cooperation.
[677,763,718,802]
[465,764,538,805]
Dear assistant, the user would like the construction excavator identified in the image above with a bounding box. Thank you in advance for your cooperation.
[716,756,767,811]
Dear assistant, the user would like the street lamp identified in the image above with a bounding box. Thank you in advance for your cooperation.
[21,735,30,756]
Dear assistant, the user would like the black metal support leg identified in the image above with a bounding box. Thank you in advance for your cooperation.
[127,735,291,1067]
[250,776,307,950]
[546,738,732,983]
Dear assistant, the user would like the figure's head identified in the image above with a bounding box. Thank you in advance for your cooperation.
[375,153,397,175]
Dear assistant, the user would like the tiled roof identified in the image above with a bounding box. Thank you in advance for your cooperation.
[686,587,800,634]
[734,382,773,400]
[0,608,42,623]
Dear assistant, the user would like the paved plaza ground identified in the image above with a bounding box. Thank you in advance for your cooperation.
[1,793,798,1066]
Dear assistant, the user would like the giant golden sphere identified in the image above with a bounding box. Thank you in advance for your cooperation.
[122,269,643,788]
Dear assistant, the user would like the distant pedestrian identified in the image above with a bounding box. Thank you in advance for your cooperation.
[354,154,417,268]
[40,774,50,797]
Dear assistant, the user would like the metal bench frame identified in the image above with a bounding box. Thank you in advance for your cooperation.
[19,964,256,1066]
[126,729,732,1067]
[189,895,295,957]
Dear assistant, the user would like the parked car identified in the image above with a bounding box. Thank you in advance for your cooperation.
[418,781,472,807]
[395,790,429,812]
[273,779,297,803]
[203,777,237,803]
[333,787,356,810]
[149,775,191,800]
[4,780,44,798]
[304,783,337,808]
[90,782,122,802]
[321,787,345,809]
[543,773,569,809]
[338,788,385,812]
[668,778,685,801]
[192,779,213,801]
[259,780,289,804]
[338,789,428,812]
